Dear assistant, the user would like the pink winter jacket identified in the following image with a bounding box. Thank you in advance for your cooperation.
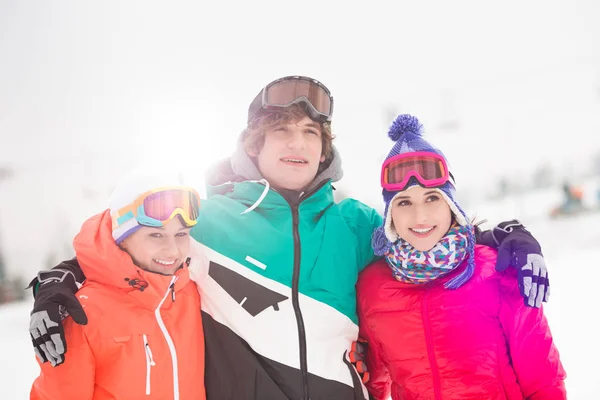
[357,244,566,400]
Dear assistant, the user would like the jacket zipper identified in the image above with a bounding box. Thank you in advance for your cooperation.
[288,180,329,400]
[155,275,180,400]
[422,290,442,400]
[291,205,309,400]
[143,334,156,395]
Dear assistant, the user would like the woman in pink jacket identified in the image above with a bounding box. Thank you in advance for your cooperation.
[356,114,566,400]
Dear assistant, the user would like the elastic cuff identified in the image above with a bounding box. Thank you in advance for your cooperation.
[30,281,40,299]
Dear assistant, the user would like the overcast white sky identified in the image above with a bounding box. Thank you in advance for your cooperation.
[1,0,599,278]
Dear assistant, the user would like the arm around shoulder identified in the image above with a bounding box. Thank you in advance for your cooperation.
[338,198,384,269]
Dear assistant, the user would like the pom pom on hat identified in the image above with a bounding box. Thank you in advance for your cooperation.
[387,114,424,141]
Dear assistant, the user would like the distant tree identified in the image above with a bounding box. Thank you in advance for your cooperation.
[43,241,75,271]
[593,151,600,175]
[0,234,26,303]
[44,251,58,271]
[531,164,554,189]
[0,166,13,181]
[497,177,510,198]
[0,240,6,283]
[0,166,13,283]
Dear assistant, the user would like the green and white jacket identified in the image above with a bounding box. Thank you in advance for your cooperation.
[189,139,382,400]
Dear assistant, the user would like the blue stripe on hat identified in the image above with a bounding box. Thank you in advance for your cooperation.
[116,211,135,225]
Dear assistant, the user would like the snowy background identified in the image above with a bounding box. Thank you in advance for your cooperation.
[1,0,600,398]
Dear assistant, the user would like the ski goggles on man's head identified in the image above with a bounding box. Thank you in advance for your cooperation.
[247,75,334,124]
[113,186,201,229]
[381,151,451,191]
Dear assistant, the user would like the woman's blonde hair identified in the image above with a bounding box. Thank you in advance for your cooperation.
[243,105,335,163]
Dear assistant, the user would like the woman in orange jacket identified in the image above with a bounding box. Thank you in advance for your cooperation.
[30,166,206,400]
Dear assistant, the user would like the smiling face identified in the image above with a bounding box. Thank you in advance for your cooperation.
[248,115,326,192]
[119,216,191,275]
[390,185,453,251]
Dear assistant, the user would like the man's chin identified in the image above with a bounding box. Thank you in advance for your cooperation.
[275,175,317,192]
[279,183,309,192]
[268,178,301,191]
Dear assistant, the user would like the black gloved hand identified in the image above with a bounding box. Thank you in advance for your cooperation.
[479,219,549,308]
[28,268,87,366]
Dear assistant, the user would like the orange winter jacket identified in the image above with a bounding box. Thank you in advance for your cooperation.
[30,210,206,400]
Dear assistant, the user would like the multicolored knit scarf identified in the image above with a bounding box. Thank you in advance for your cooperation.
[385,225,470,285]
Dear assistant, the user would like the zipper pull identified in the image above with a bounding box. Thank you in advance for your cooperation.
[143,334,156,367]
[170,282,176,302]
[146,343,156,366]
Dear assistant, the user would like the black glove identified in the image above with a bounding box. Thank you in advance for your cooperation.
[27,262,87,366]
[478,219,549,308]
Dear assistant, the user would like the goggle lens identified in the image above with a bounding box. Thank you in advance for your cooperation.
[382,152,450,190]
[142,189,199,225]
[264,78,332,116]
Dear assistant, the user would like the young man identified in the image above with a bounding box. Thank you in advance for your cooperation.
[189,85,379,399]
[30,166,205,399]
[28,76,549,400]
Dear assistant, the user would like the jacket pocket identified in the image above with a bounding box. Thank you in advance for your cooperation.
[143,334,156,395]
[113,335,132,343]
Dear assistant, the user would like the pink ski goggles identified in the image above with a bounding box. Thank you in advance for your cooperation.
[381,151,450,191]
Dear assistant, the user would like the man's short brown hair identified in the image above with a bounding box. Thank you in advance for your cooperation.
[243,105,335,163]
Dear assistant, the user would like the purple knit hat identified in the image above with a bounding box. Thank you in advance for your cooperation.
[371,114,476,289]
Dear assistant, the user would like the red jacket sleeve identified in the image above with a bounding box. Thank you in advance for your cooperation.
[30,318,95,400]
[498,270,567,400]
[358,309,391,400]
